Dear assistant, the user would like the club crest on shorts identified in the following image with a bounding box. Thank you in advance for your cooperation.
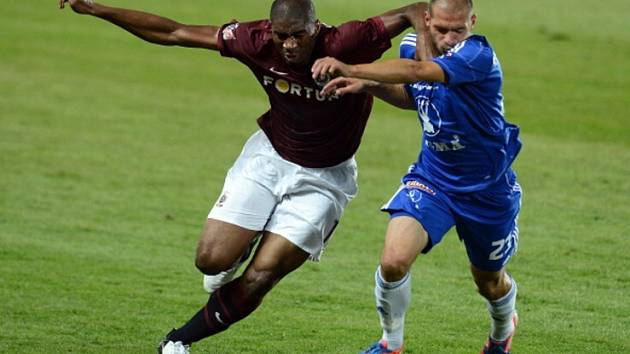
[407,189,423,203]
[216,192,228,207]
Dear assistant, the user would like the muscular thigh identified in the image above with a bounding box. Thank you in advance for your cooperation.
[381,216,430,271]
[244,232,310,283]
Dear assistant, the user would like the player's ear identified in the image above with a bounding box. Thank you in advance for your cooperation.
[470,14,477,28]
[312,20,321,36]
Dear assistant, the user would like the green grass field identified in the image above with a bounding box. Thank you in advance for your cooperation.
[1,1,629,353]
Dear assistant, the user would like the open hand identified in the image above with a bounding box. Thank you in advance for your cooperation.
[311,56,352,82]
[59,0,94,14]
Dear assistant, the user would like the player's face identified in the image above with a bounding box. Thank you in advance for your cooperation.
[271,18,319,67]
[425,6,476,55]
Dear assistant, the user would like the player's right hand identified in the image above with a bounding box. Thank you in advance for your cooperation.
[59,0,94,14]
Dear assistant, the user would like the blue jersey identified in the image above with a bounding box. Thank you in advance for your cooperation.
[399,33,521,194]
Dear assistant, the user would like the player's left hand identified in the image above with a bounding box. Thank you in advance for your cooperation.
[311,57,351,81]
[321,77,367,97]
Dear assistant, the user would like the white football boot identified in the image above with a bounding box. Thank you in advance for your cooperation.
[202,235,260,293]
[158,340,189,354]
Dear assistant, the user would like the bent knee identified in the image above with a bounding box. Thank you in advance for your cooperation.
[477,283,506,300]
[195,250,237,275]
[474,272,511,300]
[195,219,258,275]
[380,255,413,281]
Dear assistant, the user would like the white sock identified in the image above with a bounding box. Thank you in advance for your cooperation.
[374,266,411,349]
[487,276,517,341]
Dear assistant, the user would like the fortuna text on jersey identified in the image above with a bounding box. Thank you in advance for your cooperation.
[262,75,340,102]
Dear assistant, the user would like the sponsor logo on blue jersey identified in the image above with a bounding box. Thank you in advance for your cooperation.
[416,93,441,137]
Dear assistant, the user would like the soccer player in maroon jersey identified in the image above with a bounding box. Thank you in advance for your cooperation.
[59,0,428,352]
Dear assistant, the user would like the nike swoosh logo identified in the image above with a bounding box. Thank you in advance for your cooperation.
[215,312,225,325]
[269,67,289,76]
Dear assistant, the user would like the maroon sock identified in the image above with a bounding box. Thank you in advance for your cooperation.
[167,278,263,345]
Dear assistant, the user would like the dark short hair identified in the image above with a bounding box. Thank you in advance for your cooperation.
[270,0,316,24]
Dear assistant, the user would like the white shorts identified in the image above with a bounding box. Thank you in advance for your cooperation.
[208,130,358,261]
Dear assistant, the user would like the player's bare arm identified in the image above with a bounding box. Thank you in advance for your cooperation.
[362,82,415,110]
[350,58,445,83]
[59,0,219,50]
[415,22,434,61]
[312,56,445,84]
[378,2,428,38]
[378,2,434,61]
[321,77,414,110]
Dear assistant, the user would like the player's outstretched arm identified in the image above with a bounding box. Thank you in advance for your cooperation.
[378,2,428,39]
[322,78,415,110]
[59,0,219,50]
[312,56,445,84]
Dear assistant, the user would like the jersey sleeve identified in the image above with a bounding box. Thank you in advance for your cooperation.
[327,17,392,63]
[433,36,494,86]
[399,33,417,97]
[399,32,417,59]
[216,20,270,63]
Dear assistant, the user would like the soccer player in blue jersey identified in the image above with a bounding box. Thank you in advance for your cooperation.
[312,0,521,353]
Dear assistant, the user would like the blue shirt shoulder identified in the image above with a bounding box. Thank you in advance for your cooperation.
[399,32,417,59]
[433,35,496,86]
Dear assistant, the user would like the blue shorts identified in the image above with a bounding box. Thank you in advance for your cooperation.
[381,171,522,271]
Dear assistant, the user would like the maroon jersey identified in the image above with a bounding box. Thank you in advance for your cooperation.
[216,18,391,168]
